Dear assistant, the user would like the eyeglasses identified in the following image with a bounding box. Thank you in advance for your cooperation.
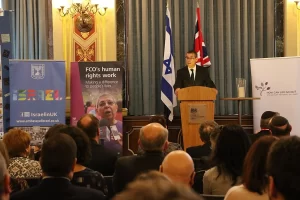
[185,57,196,60]
[97,100,115,107]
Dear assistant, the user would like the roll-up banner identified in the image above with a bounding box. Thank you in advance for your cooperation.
[71,62,124,154]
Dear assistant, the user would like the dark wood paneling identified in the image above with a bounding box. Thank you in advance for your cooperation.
[122,115,253,156]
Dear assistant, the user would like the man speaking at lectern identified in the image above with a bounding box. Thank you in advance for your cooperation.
[174,50,216,96]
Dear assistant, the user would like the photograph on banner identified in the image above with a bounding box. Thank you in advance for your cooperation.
[9,60,66,127]
[16,126,50,146]
[71,61,123,154]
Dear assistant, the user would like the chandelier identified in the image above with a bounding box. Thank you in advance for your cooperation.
[57,0,108,18]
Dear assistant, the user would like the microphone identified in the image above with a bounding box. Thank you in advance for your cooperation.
[99,119,111,142]
[111,125,121,140]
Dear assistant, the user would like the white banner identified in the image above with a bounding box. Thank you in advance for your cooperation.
[250,57,300,136]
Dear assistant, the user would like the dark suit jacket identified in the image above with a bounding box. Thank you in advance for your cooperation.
[249,129,271,144]
[10,177,105,200]
[186,142,212,158]
[113,151,165,193]
[173,65,216,90]
[86,140,118,176]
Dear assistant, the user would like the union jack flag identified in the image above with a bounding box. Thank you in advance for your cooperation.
[194,6,211,67]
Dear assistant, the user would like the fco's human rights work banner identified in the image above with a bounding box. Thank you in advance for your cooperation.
[71,62,123,154]
[9,60,66,127]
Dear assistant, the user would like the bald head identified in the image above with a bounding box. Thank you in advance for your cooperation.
[160,150,195,186]
[77,114,100,139]
[139,123,168,151]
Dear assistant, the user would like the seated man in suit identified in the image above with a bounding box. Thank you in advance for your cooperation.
[113,123,168,193]
[11,134,105,200]
[186,120,219,158]
[269,116,292,138]
[174,50,216,96]
[267,136,300,200]
[137,115,182,155]
[249,111,279,143]
[160,150,195,187]
[77,114,118,176]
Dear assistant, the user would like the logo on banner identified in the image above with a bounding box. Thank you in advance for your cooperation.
[255,82,271,96]
[31,64,45,79]
[255,81,298,97]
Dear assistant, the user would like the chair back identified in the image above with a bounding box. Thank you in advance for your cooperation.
[193,157,209,171]
[104,175,115,199]
[200,194,225,200]
[192,170,205,194]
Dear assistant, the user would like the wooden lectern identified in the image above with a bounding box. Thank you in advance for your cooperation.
[178,86,217,150]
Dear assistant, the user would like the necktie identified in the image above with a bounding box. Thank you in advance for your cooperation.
[190,69,195,81]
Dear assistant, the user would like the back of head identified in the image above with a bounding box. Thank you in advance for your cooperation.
[199,121,219,143]
[267,136,300,200]
[212,124,251,185]
[242,136,278,195]
[260,111,279,129]
[268,116,291,137]
[149,116,167,128]
[77,114,99,139]
[139,123,168,151]
[161,150,195,186]
[113,173,201,200]
[44,124,68,140]
[40,134,77,177]
[59,126,91,165]
[3,128,31,158]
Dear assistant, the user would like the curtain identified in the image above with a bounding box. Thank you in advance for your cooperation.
[8,0,50,59]
[127,0,274,116]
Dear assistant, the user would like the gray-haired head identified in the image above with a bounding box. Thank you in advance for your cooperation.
[199,121,219,143]
[139,123,168,151]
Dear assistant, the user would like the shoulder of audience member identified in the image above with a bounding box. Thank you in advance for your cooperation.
[72,185,106,199]
[224,185,244,200]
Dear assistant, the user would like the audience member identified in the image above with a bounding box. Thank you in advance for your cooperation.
[268,116,291,137]
[0,152,10,200]
[113,123,168,193]
[186,121,219,158]
[77,114,118,176]
[113,171,201,200]
[249,111,279,143]
[59,126,108,195]
[225,136,278,200]
[138,115,182,155]
[267,136,300,200]
[203,124,251,195]
[11,134,105,200]
[44,124,68,140]
[0,141,9,168]
[210,125,220,150]
[33,124,68,161]
[3,129,42,179]
[160,150,195,186]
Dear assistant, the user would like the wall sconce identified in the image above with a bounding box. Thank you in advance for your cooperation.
[295,0,300,10]
[57,0,108,32]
